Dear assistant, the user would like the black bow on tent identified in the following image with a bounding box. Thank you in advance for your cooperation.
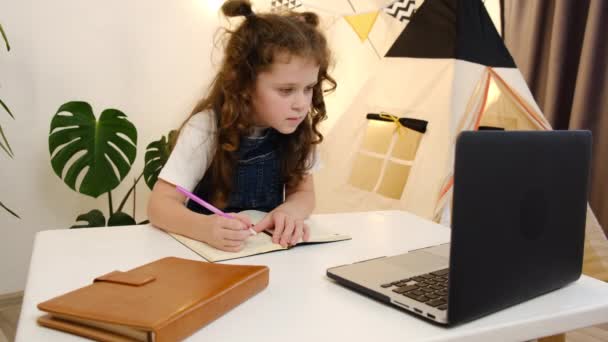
[366,113,428,133]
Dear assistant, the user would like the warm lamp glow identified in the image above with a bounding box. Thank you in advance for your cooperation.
[484,78,501,108]
[202,0,224,12]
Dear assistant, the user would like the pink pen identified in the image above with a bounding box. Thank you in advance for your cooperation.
[175,185,256,236]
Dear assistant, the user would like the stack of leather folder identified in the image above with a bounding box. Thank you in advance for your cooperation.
[37,257,269,341]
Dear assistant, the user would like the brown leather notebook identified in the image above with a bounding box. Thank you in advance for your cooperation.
[37,257,269,342]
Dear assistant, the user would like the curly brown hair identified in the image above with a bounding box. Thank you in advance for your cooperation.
[182,0,336,208]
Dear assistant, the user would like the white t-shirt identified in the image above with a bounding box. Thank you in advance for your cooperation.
[158,110,320,191]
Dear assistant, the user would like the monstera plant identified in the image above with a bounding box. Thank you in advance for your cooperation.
[144,129,177,190]
[49,101,175,228]
[0,23,19,218]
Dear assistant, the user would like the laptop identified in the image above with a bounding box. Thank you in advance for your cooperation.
[327,130,592,325]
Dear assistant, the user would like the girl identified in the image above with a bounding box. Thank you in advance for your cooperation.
[148,0,336,252]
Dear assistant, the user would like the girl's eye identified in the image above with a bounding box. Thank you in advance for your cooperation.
[305,86,314,93]
[279,88,294,95]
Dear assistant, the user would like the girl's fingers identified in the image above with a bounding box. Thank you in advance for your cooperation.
[231,213,253,229]
[290,220,304,245]
[222,242,244,252]
[302,223,310,242]
[280,219,295,247]
[223,229,251,241]
[223,240,242,247]
[272,214,287,244]
[220,216,247,231]
[253,213,273,233]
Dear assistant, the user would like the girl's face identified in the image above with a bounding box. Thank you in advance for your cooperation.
[251,53,320,134]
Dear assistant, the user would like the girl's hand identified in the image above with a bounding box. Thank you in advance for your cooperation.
[198,213,254,252]
[254,210,310,247]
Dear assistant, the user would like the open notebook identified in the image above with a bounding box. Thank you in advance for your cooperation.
[170,210,351,262]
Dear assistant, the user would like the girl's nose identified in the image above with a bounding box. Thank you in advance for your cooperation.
[292,92,308,112]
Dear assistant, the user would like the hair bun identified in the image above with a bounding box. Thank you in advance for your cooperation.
[298,12,319,27]
[221,0,254,18]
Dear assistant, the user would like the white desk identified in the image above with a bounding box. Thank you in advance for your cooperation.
[15,211,608,342]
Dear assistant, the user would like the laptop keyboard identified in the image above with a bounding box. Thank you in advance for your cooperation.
[381,268,449,310]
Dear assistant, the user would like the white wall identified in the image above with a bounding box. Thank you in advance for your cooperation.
[0,0,224,293]
[0,0,501,294]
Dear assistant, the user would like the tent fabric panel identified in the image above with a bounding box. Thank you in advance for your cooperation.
[368,9,411,57]
[316,58,456,218]
[365,58,455,111]
[385,0,516,68]
[451,61,489,138]
[385,0,457,58]
[490,68,551,129]
[456,0,516,67]
[481,78,540,130]
[384,60,460,218]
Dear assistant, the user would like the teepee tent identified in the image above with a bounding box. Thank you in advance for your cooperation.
[316,0,551,222]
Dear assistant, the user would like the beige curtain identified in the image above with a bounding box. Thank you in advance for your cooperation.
[503,0,608,235]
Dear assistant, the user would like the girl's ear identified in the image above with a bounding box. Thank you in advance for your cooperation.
[298,12,319,27]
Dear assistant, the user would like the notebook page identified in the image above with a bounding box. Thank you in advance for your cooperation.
[170,232,285,262]
[169,210,350,261]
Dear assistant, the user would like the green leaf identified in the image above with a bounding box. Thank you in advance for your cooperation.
[143,130,177,190]
[1,25,17,218]
[0,200,20,218]
[0,124,14,158]
[71,209,106,228]
[107,211,136,226]
[0,97,15,158]
[49,101,137,198]
[0,98,14,119]
[0,23,9,51]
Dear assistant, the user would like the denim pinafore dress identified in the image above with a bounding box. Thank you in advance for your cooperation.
[186,128,284,214]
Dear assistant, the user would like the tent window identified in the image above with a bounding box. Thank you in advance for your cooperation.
[459,69,549,133]
[348,114,426,199]
[479,76,541,130]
